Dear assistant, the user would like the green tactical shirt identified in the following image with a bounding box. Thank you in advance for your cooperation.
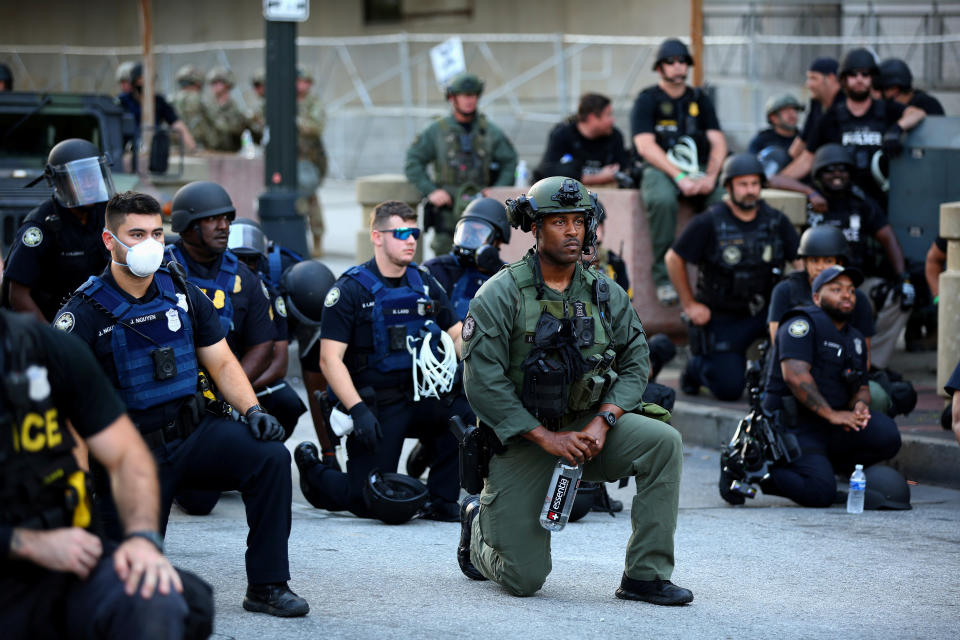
[403,113,518,198]
[461,255,649,444]
[203,97,248,152]
[172,89,212,149]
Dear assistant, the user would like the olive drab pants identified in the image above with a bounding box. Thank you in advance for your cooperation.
[470,411,683,596]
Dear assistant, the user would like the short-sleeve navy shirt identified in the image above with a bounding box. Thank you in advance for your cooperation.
[767,271,875,337]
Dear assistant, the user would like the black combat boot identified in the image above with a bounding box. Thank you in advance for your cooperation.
[457,496,487,581]
[243,582,309,617]
[294,441,326,509]
[615,574,693,605]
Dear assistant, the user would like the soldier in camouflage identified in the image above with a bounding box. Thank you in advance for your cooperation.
[204,66,249,152]
[295,65,327,257]
[171,64,212,150]
[248,70,266,144]
[404,72,518,255]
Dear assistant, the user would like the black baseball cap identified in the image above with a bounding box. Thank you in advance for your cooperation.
[812,265,864,293]
[809,57,839,75]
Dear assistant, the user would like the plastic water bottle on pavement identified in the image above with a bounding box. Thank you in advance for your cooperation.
[539,460,583,531]
[515,159,531,188]
[846,464,866,514]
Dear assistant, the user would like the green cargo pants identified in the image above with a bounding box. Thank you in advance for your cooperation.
[641,167,725,287]
[470,411,683,596]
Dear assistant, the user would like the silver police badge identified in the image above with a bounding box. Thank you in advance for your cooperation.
[54,312,75,333]
[462,315,476,341]
[854,337,863,355]
[26,365,51,402]
[166,308,182,332]
[787,318,810,338]
[722,245,742,265]
[275,297,287,318]
[23,226,43,247]
[176,292,189,312]
[324,286,341,308]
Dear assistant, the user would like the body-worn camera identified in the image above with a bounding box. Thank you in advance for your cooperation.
[152,346,178,381]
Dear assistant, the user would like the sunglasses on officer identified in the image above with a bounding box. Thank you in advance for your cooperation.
[376,227,421,240]
[661,56,688,66]
[848,69,872,78]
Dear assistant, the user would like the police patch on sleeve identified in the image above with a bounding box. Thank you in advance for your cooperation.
[324,286,341,308]
[462,315,476,341]
[23,226,43,247]
[275,297,287,317]
[54,312,75,333]
[261,281,270,299]
[787,318,810,338]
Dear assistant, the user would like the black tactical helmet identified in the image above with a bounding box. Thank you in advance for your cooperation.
[362,470,428,524]
[445,72,484,98]
[652,38,693,70]
[797,225,849,261]
[0,63,13,90]
[461,197,511,244]
[170,181,236,233]
[840,48,879,78]
[863,465,911,510]
[281,259,336,329]
[720,153,766,188]
[812,143,854,177]
[45,138,116,208]
[569,482,600,523]
[227,218,267,257]
[878,58,913,91]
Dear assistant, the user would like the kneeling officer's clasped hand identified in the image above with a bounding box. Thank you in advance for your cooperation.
[245,405,285,441]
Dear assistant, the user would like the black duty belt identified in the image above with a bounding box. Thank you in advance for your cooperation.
[140,412,201,450]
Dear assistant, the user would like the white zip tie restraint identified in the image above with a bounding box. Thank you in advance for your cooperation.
[666,136,703,177]
[406,322,458,401]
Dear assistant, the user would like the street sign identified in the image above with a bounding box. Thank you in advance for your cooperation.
[263,0,309,22]
[430,37,466,86]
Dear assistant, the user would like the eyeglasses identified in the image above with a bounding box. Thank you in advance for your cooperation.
[376,227,421,240]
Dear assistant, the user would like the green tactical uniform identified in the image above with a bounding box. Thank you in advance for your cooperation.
[248,98,265,143]
[296,94,327,255]
[203,97,248,152]
[172,89,213,150]
[461,253,683,596]
[404,113,518,254]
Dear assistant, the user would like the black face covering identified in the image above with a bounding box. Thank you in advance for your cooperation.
[475,244,501,273]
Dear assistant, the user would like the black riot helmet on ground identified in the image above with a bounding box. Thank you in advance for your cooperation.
[362,470,428,524]
[227,218,267,257]
[720,153,766,189]
[453,197,510,272]
[878,58,913,91]
[281,259,336,353]
[863,465,912,510]
[653,38,694,70]
[840,48,879,79]
[797,225,849,262]
[170,181,237,233]
[43,138,116,208]
[506,176,601,249]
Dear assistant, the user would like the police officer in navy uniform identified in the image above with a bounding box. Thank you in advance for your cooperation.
[666,153,799,401]
[422,197,509,321]
[1,308,191,638]
[295,200,472,523]
[780,48,925,210]
[737,266,901,507]
[3,139,114,322]
[228,218,307,440]
[54,191,309,617]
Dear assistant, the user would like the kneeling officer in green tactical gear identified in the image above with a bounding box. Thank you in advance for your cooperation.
[457,176,692,605]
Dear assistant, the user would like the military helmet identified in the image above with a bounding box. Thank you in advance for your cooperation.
[840,48,879,78]
[45,139,116,208]
[296,64,313,83]
[797,225,849,261]
[116,60,136,84]
[362,470,428,524]
[878,58,913,91]
[720,153,766,188]
[445,72,484,98]
[507,176,596,232]
[461,197,511,244]
[863,465,911,510]
[812,143,854,177]
[170,181,236,233]
[175,64,204,88]
[652,38,693,70]
[251,69,266,87]
[0,63,13,90]
[206,66,235,88]
[227,218,267,257]
[765,93,804,118]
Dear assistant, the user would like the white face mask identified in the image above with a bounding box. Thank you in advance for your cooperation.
[109,231,165,278]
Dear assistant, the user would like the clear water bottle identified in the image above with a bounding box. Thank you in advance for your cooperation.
[846,464,866,514]
[515,159,531,188]
[240,129,257,159]
[539,460,583,531]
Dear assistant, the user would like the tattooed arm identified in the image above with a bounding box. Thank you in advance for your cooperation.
[782,358,867,431]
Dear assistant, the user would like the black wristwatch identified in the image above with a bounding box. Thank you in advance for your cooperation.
[595,411,617,427]
[125,530,164,552]
[245,404,265,417]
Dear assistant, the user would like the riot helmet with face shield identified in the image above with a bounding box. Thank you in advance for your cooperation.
[44,138,116,208]
[453,197,510,272]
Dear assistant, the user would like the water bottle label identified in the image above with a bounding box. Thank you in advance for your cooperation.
[850,480,866,491]
[545,475,573,523]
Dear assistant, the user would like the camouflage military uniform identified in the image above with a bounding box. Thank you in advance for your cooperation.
[172,89,212,150]
[204,97,248,152]
[296,94,327,256]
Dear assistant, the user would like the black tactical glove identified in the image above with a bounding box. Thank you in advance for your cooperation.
[349,401,382,450]
[245,404,284,441]
[898,273,916,310]
[882,124,904,157]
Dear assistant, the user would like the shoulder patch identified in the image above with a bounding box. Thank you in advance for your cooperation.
[787,318,810,338]
[261,281,270,299]
[54,312,75,333]
[324,286,341,308]
[462,315,476,341]
[23,226,43,247]
[234,274,242,293]
[275,296,287,317]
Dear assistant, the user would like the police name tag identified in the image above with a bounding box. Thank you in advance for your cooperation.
[166,308,182,332]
